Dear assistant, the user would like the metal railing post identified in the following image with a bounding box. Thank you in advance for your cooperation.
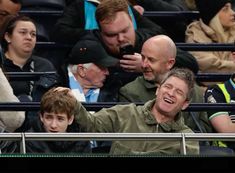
[180,133,187,155]
[20,133,26,154]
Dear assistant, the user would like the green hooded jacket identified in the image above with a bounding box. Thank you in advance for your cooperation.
[75,99,199,155]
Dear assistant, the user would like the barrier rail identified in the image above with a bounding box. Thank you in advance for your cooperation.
[1,133,235,155]
[35,42,235,51]
[2,69,232,82]
[0,102,235,111]
[4,72,57,81]
[19,10,200,20]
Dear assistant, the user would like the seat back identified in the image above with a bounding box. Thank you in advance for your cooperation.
[21,0,65,10]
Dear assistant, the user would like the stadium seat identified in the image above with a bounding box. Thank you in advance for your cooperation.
[21,0,65,10]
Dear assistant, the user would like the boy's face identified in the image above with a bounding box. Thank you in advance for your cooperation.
[40,112,74,133]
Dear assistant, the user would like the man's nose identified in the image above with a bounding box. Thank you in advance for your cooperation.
[117,33,125,42]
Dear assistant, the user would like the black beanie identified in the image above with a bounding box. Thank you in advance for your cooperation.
[195,0,231,25]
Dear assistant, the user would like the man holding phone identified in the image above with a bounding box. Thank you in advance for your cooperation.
[75,0,199,84]
[119,43,143,73]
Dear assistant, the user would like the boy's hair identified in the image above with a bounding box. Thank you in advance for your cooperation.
[40,88,77,118]
[96,0,130,25]
[160,68,195,101]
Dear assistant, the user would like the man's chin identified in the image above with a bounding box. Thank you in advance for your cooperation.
[143,75,154,82]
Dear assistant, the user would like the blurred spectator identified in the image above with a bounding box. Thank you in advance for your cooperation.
[0,0,21,30]
[204,74,235,152]
[183,0,196,11]
[185,0,235,73]
[119,35,212,134]
[51,0,164,44]
[55,68,199,155]
[0,67,25,132]
[133,0,190,42]
[23,87,91,153]
[0,15,59,102]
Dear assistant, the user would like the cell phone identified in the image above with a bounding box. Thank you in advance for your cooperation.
[119,44,135,57]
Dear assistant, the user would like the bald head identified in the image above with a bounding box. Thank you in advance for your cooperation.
[143,35,177,60]
[141,35,176,83]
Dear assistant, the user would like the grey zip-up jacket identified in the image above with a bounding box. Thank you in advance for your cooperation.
[75,99,199,155]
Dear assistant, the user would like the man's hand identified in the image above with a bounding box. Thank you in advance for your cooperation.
[120,53,143,72]
[53,87,74,98]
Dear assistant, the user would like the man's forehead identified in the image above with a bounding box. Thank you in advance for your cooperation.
[164,76,185,85]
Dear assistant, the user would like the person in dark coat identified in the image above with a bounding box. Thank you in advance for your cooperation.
[66,0,199,86]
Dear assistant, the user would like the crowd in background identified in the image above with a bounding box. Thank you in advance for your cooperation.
[0,0,235,155]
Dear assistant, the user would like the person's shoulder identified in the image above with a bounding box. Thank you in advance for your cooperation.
[32,55,56,70]
[205,84,225,103]
[121,76,143,88]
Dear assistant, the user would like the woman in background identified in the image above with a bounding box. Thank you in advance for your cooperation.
[185,0,235,73]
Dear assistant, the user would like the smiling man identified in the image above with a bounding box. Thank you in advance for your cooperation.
[55,68,199,155]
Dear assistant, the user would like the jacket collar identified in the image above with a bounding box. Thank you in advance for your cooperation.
[140,76,158,89]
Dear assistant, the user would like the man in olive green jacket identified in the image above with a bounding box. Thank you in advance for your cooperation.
[119,35,212,133]
[55,68,199,155]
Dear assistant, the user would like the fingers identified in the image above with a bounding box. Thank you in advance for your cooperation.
[120,53,143,72]
[53,87,70,92]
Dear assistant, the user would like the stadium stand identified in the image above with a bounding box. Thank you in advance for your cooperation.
[1,9,235,173]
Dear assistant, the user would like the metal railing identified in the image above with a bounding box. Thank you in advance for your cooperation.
[1,133,235,155]
[0,102,235,112]
[4,72,57,81]
[35,42,235,51]
[19,10,200,20]
[2,71,233,82]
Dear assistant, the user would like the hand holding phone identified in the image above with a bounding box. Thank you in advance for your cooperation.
[119,43,135,58]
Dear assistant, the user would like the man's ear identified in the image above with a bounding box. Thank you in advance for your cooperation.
[77,64,86,77]
[39,113,43,122]
[68,115,74,125]
[155,87,159,96]
[167,58,175,70]
[181,100,190,110]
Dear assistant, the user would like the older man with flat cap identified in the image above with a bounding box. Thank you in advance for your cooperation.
[60,38,120,103]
